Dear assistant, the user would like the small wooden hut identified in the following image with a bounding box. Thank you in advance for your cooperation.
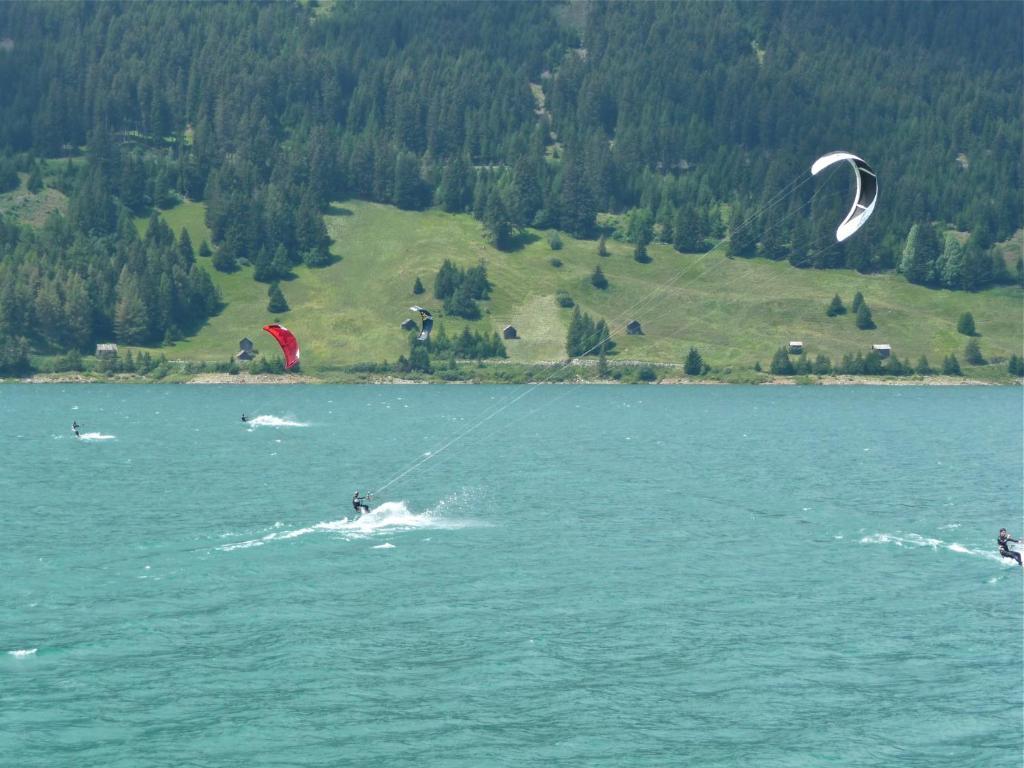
[787,341,804,355]
[95,343,118,358]
[235,338,256,361]
[502,325,518,340]
[626,320,643,335]
[400,318,416,331]
[872,343,892,359]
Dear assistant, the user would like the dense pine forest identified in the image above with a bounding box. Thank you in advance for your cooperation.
[0,0,1020,366]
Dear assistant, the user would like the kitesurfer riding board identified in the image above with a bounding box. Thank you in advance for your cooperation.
[352,491,371,515]
[998,529,1022,566]
[241,414,248,423]
[72,421,80,438]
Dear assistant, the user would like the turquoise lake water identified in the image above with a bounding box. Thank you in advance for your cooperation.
[1,384,1021,766]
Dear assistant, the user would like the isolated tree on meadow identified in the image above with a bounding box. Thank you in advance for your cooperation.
[591,265,608,289]
[856,302,875,330]
[826,294,846,317]
[963,337,985,365]
[683,347,706,375]
[267,282,289,313]
[956,312,976,336]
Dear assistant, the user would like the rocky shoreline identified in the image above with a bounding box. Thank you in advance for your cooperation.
[7,372,1005,386]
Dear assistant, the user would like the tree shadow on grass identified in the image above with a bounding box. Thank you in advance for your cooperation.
[506,230,541,251]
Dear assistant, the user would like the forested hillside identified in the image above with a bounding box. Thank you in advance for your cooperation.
[0,0,1020,368]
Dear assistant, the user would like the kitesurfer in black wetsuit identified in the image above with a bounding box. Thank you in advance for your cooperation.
[72,421,80,438]
[998,529,1022,566]
[352,491,371,514]
[241,414,248,423]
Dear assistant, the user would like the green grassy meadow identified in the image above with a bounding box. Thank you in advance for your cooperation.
[135,199,1021,377]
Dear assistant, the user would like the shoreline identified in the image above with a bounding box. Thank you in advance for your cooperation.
[5,372,1010,386]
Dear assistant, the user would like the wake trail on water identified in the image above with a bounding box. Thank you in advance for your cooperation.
[217,498,479,552]
[77,432,115,441]
[245,415,309,429]
[861,532,1018,566]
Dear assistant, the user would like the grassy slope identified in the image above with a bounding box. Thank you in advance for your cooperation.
[0,173,68,227]
[140,200,1022,375]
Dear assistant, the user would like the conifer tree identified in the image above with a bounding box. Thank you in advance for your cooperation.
[212,246,237,273]
[937,236,966,289]
[178,228,195,263]
[758,218,786,261]
[826,294,846,317]
[591,265,608,289]
[507,156,542,228]
[393,151,422,210]
[443,282,480,319]
[727,201,756,258]
[114,273,149,344]
[673,205,704,253]
[787,216,812,268]
[566,306,586,357]
[463,263,491,300]
[899,223,941,285]
[267,282,289,313]
[683,347,705,375]
[851,291,865,313]
[855,302,875,330]
[963,337,985,365]
[863,350,884,375]
[272,244,293,278]
[413,276,424,295]
[942,354,962,375]
[434,259,459,299]
[63,274,94,350]
[27,163,43,194]
[961,242,993,291]
[598,235,609,257]
[559,151,595,238]
[956,312,976,336]
[915,356,933,375]
[483,188,513,251]
[253,247,274,283]
[770,348,794,375]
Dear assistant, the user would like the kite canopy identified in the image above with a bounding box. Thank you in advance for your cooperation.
[811,151,878,242]
[409,306,433,342]
[263,323,300,369]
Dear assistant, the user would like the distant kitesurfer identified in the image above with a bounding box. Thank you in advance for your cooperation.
[998,529,1022,566]
[241,414,248,423]
[72,421,80,438]
[352,491,371,514]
